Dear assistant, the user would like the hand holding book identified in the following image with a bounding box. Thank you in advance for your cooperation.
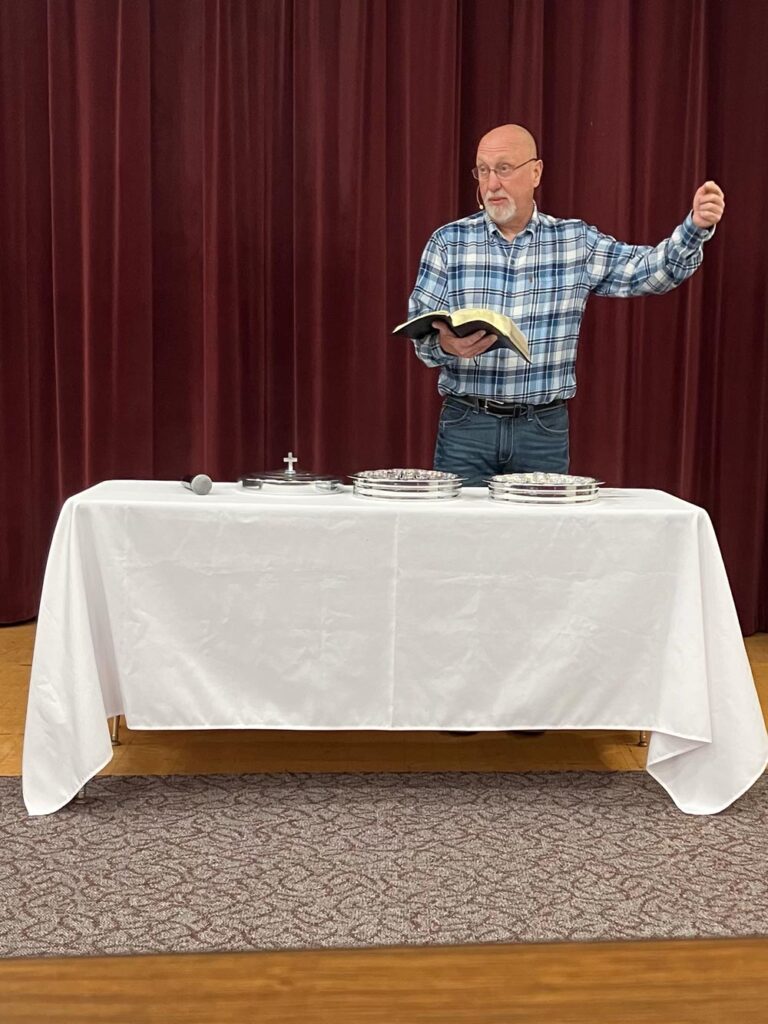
[392,307,531,362]
[430,320,497,358]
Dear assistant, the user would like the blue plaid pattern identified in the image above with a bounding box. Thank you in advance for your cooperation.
[408,206,714,404]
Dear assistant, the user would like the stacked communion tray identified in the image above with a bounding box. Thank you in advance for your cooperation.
[238,451,343,494]
[350,468,463,500]
[239,470,343,493]
[487,472,602,504]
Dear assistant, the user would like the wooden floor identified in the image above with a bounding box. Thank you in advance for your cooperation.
[2,623,768,1023]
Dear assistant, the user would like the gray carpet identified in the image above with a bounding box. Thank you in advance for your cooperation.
[1,772,767,958]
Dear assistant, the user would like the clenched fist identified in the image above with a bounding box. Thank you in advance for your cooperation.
[692,181,725,229]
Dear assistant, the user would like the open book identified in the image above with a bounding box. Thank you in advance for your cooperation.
[392,307,530,362]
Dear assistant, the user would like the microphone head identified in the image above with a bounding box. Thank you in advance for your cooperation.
[182,474,213,495]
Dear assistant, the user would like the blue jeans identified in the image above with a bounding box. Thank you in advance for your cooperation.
[434,397,570,485]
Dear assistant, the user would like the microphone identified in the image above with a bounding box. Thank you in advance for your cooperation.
[181,474,213,495]
[476,185,484,210]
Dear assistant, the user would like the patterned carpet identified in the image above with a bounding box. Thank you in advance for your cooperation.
[2,771,767,958]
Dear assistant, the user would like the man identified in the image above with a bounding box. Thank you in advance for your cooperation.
[408,124,725,484]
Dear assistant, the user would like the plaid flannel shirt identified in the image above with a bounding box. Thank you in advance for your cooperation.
[408,205,714,405]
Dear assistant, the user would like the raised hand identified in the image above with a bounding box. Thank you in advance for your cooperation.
[692,181,725,229]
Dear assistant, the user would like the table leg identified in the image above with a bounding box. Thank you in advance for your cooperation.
[637,730,649,747]
[110,715,121,746]
[76,786,87,800]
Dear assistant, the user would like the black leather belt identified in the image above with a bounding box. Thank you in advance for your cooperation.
[446,395,565,418]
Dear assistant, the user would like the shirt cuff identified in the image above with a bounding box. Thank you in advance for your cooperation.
[418,333,457,366]
[680,212,716,247]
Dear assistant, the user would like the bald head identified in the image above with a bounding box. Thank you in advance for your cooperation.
[477,124,538,160]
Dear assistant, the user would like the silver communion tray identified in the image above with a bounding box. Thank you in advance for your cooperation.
[487,472,603,504]
[350,468,463,500]
[239,470,344,494]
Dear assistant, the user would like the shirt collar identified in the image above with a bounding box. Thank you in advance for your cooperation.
[483,201,540,241]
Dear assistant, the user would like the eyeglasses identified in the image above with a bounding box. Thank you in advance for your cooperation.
[471,157,539,180]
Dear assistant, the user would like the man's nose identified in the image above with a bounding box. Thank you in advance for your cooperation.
[487,168,502,188]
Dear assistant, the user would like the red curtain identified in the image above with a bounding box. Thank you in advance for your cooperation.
[1,0,767,631]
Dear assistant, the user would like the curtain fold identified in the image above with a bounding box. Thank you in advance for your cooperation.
[1,0,766,631]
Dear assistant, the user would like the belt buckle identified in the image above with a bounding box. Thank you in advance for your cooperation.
[487,399,522,416]
[485,399,507,414]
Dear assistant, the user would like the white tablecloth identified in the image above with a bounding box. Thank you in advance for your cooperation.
[22,481,768,815]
